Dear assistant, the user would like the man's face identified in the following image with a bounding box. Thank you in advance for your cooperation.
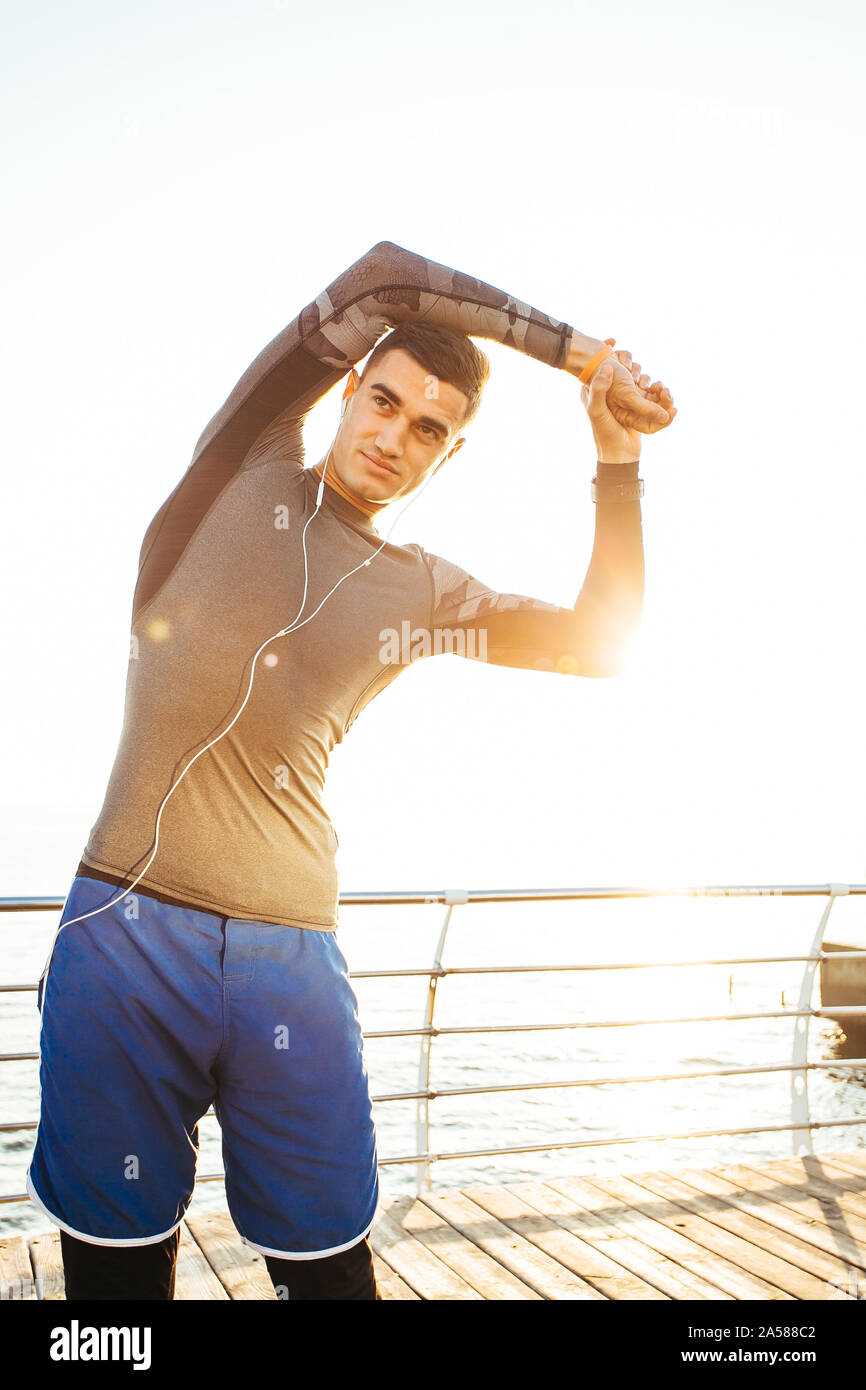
[331,348,467,504]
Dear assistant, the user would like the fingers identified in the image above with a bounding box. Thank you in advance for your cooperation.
[606,355,679,430]
[637,392,677,432]
[611,387,671,434]
[617,348,675,401]
[586,361,614,418]
[646,381,674,412]
[615,349,648,390]
[590,361,614,394]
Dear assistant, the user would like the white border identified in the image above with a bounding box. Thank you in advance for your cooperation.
[28,1168,379,1261]
[239,1217,375,1261]
[26,1170,183,1248]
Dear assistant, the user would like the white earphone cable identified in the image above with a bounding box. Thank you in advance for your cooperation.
[38,455,439,987]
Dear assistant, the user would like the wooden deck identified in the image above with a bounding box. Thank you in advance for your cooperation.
[4,1150,866,1300]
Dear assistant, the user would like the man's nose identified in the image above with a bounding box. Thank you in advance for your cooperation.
[374,419,404,457]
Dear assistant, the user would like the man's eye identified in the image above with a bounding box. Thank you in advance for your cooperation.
[373,395,390,408]
[419,425,436,438]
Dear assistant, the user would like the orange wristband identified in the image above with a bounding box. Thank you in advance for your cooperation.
[578,338,617,385]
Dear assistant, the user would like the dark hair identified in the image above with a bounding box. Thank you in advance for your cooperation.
[359,322,490,429]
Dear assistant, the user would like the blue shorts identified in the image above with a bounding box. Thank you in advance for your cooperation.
[27,875,379,1257]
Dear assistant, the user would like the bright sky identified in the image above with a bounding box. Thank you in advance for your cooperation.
[2,0,865,897]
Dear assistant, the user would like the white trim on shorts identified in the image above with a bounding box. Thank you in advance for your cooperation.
[26,1169,184,1248]
[239,1215,376,1261]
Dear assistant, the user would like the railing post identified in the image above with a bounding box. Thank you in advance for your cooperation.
[790,884,848,1155]
[415,890,467,1194]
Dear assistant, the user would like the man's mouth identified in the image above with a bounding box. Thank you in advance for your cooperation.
[361,451,398,477]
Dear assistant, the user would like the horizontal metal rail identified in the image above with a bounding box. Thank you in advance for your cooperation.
[5,1004,866,1060]
[362,1006,866,1039]
[3,1056,865,1132]
[3,949,866,992]
[363,951,866,977]
[5,1114,866,1206]
[3,883,866,914]
[367,1116,866,1167]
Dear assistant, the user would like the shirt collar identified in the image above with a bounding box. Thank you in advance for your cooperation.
[309,462,382,535]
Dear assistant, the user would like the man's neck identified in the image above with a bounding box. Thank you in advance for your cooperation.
[313,454,389,520]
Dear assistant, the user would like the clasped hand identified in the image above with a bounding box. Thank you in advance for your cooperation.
[581,349,677,465]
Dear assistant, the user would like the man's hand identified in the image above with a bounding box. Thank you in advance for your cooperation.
[566,332,676,434]
[608,349,676,434]
[582,352,676,463]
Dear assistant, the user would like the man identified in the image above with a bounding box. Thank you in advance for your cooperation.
[27,241,675,1300]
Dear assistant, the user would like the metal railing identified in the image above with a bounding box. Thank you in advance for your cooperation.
[1,882,866,1204]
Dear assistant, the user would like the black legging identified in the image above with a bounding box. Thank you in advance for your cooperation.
[60,1229,380,1301]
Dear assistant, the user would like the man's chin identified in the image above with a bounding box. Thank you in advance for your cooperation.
[353,455,401,499]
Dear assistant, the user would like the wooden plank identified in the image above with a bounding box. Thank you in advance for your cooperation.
[648,1166,859,1297]
[465,1182,669,1300]
[803,1153,866,1198]
[28,1231,65,1300]
[820,1149,866,1179]
[741,1156,866,1222]
[693,1162,866,1270]
[604,1168,843,1298]
[401,1195,542,1300]
[560,1171,796,1300]
[550,1172,779,1302]
[185,1211,274,1300]
[0,1236,36,1300]
[370,1198,484,1300]
[373,1254,420,1300]
[174,1223,229,1301]
[19,1153,865,1302]
[422,1187,606,1300]
[507,1178,732,1300]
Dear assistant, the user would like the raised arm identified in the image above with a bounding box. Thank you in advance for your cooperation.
[419,356,675,678]
[190,235,675,467]
[135,241,668,619]
[135,241,587,618]
[187,240,580,479]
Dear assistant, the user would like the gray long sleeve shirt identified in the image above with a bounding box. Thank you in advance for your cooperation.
[81,241,638,928]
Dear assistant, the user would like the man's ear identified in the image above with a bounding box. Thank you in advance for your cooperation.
[341,369,360,415]
[430,436,464,480]
[433,436,465,475]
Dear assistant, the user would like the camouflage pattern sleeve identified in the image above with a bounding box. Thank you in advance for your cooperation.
[417,549,590,677]
[297,240,573,373]
[188,240,573,480]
